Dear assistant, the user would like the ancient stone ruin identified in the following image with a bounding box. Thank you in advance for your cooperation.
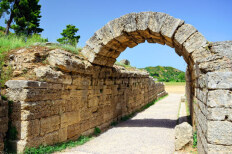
[0,12,232,153]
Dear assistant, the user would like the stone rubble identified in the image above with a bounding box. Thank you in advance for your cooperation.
[175,122,193,150]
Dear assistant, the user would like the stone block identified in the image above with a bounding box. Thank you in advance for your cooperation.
[61,111,80,128]
[59,127,67,142]
[40,115,60,136]
[175,122,193,150]
[197,99,207,117]
[206,72,232,89]
[161,15,184,46]
[88,97,99,108]
[107,16,124,38]
[207,121,232,145]
[67,123,80,139]
[191,47,211,64]
[197,132,207,154]
[122,13,137,33]
[207,90,232,108]
[196,88,207,103]
[44,131,59,145]
[183,32,207,57]
[95,24,114,45]
[196,74,207,88]
[136,12,152,40]
[207,108,232,121]
[5,80,48,89]
[174,24,197,49]
[208,143,232,153]
[148,12,167,36]
[195,103,207,134]
[20,119,40,139]
[211,41,232,59]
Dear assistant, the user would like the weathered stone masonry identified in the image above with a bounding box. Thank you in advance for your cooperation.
[81,12,232,153]
[0,11,232,153]
[0,89,8,151]
[1,48,167,152]
[0,74,9,151]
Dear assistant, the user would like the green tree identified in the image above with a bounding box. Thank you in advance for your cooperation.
[0,0,43,35]
[57,24,80,47]
[177,72,185,82]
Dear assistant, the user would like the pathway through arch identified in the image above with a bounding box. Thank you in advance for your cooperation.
[60,93,183,154]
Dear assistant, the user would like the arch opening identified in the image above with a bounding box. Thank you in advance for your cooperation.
[82,12,225,153]
[82,11,210,129]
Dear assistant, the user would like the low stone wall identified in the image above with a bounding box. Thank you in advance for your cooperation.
[5,78,165,152]
[0,88,8,152]
[2,48,167,152]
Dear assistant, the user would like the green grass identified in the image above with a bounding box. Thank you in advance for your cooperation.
[0,34,82,87]
[0,34,47,57]
[193,131,197,148]
[23,126,101,153]
[115,61,134,68]
[164,82,186,86]
[0,33,45,86]
[48,44,82,55]
[94,127,101,135]
[24,136,92,154]
[185,100,190,116]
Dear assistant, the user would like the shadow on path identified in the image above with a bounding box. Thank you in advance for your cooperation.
[116,116,190,129]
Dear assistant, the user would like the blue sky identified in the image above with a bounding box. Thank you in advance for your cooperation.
[1,0,232,71]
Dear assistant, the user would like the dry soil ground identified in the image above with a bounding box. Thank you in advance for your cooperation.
[164,82,185,94]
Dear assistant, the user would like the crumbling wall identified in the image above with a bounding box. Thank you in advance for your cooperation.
[3,48,167,152]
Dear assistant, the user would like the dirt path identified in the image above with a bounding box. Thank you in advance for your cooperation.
[60,93,183,154]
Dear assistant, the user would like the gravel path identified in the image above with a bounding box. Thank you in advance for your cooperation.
[60,93,183,154]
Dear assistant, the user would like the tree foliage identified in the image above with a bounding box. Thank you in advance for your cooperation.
[0,0,43,35]
[57,24,80,47]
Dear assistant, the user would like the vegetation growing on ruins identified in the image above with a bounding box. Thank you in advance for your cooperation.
[193,131,197,148]
[24,135,92,154]
[144,66,185,82]
[94,127,101,135]
[0,33,82,87]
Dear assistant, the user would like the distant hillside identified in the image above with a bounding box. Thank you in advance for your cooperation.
[143,66,185,82]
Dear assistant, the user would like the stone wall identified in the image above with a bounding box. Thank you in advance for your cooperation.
[81,12,232,153]
[0,76,8,152]
[2,48,167,152]
[195,41,232,153]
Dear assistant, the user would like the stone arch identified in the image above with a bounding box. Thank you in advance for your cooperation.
[82,12,209,70]
[82,12,232,153]
[82,11,209,129]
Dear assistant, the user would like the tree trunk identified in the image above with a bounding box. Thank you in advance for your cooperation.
[5,12,14,35]
[4,0,20,35]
